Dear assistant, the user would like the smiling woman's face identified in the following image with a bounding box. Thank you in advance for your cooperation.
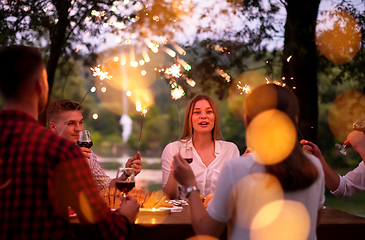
[191,99,215,135]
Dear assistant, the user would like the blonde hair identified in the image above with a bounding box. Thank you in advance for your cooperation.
[180,94,222,141]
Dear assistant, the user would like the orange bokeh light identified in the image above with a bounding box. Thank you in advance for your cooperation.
[315,8,362,64]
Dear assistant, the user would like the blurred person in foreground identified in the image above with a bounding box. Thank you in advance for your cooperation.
[301,131,365,198]
[46,99,142,191]
[0,45,139,239]
[172,84,325,240]
[161,94,240,199]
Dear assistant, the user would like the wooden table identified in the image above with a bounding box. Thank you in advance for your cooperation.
[317,206,365,240]
[71,206,365,240]
[131,206,365,240]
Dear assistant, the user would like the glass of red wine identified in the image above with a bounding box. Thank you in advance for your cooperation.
[78,130,93,149]
[336,116,365,155]
[116,167,135,196]
[180,147,193,164]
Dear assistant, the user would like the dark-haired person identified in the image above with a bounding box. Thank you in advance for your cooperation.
[301,130,365,198]
[172,84,325,240]
[162,94,240,200]
[46,98,142,190]
[0,45,139,239]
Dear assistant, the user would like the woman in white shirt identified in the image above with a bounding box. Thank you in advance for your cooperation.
[172,84,325,240]
[161,94,240,199]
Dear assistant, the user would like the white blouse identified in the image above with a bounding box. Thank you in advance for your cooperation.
[161,139,240,198]
[331,161,365,198]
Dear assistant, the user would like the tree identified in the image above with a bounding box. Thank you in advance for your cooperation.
[0,0,193,125]
[179,0,365,143]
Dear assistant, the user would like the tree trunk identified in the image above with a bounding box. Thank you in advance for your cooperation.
[282,0,320,143]
[38,0,71,126]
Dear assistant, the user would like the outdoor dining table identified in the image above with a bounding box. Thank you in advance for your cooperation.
[71,205,365,240]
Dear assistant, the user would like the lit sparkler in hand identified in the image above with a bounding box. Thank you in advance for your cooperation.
[137,103,148,151]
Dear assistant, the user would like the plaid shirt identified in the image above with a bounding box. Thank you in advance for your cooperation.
[88,152,112,191]
[0,110,132,240]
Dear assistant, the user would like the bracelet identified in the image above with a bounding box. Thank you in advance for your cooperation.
[184,186,200,198]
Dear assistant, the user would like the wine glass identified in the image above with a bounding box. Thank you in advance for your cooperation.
[336,116,365,155]
[78,130,93,149]
[180,147,193,164]
[116,167,135,196]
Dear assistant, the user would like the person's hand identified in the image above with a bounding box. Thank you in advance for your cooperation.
[118,196,140,224]
[173,153,197,188]
[300,139,324,161]
[344,131,365,153]
[125,151,142,176]
[80,147,91,159]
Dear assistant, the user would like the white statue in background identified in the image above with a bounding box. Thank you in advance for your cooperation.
[120,114,133,142]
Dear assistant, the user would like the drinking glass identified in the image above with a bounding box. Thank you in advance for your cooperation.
[116,167,135,195]
[336,116,365,155]
[78,130,93,149]
[180,147,193,164]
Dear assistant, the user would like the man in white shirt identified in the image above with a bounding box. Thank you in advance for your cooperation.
[46,99,142,190]
[301,130,365,197]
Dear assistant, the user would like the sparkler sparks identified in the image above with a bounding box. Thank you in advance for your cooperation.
[216,68,231,82]
[90,65,112,80]
[165,64,182,78]
[237,81,252,94]
[171,85,185,100]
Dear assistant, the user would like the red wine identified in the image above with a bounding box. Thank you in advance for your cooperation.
[116,181,135,194]
[185,158,193,164]
[77,141,93,149]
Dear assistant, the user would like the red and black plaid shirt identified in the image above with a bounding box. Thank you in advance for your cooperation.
[0,110,131,240]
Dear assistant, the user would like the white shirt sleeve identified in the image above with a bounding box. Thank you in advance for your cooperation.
[88,152,111,191]
[331,161,365,198]
[161,143,175,187]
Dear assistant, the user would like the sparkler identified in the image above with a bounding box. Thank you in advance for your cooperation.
[90,65,112,80]
[137,108,148,151]
[171,85,185,100]
[165,64,182,78]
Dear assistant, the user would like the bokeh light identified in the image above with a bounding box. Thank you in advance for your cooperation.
[328,89,365,142]
[229,173,284,229]
[247,109,296,165]
[92,113,98,120]
[227,71,271,122]
[315,8,362,64]
[250,200,310,240]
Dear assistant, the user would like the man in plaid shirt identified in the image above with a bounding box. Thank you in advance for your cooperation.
[46,99,142,191]
[0,45,140,239]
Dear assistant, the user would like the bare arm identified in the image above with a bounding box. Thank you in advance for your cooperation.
[173,153,226,237]
[163,163,178,199]
[300,140,340,192]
